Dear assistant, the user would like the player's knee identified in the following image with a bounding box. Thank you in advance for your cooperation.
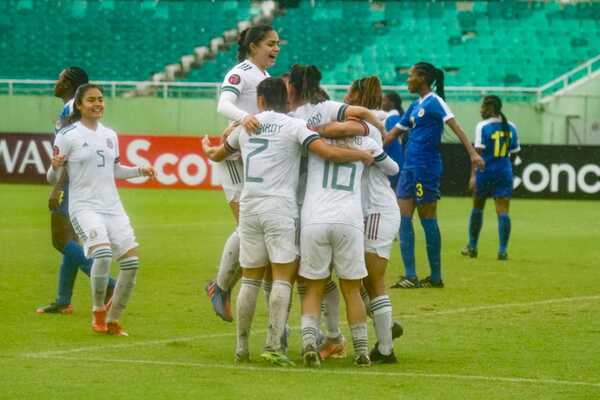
[119,256,140,271]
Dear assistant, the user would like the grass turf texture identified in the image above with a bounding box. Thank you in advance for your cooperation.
[1,184,599,399]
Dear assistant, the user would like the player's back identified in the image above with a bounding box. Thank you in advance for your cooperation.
[362,123,397,214]
[475,118,520,173]
[302,136,377,228]
[234,111,316,216]
[221,60,269,117]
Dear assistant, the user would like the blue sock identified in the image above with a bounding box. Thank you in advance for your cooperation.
[468,208,484,250]
[399,216,416,279]
[498,213,511,254]
[421,218,442,282]
[56,241,81,305]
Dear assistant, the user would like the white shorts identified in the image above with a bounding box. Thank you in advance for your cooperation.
[300,223,367,281]
[239,212,299,268]
[70,210,138,259]
[213,159,243,203]
[364,211,400,259]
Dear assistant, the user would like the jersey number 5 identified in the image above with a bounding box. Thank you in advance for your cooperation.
[245,138,268,183]
[322,161,356,192]
[96,150,105,167]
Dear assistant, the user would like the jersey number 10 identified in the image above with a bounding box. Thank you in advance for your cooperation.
[322,161,356,192]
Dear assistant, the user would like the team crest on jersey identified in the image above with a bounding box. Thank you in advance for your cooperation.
[53,145,60,156]
[228,74,241,85]
[106,138,113,149]
[418,108,425,118]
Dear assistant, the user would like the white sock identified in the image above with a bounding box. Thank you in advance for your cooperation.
[236,277,261,356]
[322,279,341,339]
[90,246,112,311]
[107,257,138,323]
[350,323,369,357]
[266,280,292,352]
[216,229,241,291]
[262,279,272,309]
[301,314,320,349]
[370,295,393,355]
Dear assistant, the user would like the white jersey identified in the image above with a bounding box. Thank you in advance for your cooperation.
[53,121,125,216]
[302,135,384,230]
[221,60,269,117]
[361,122,398,215]
[226,111,319,217]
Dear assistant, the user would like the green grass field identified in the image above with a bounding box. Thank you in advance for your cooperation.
[1,184,599,399]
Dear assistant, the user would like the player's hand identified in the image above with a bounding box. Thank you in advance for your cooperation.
[48,194,60,211]
[139,166,156,179]
[201,135,217,159]
[471,153,485,172]
[361,150,374,166]
[242,115,260,133]
[51,154,66,170]
[468,175,476,192]
[222,121,239,139]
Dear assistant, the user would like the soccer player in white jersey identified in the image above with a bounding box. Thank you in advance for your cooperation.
[203,78,374,365]
[299,129,399,367]
[205,25,280,321]
[46,84,155,336]
[341,76,404,363]
[285,64,389,360]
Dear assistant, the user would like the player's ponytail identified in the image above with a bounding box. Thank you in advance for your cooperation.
[289,64,322,104]
[257,77,288,113]
[64,84,104,127]
[348,75,382,109]
[434,67,445,101]
[237,24,274,62]
[482,95,511,142]
[414,62,446,100]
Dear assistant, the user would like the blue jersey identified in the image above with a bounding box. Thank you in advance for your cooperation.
[383,110,403,187]
[397,93,453,175]
[474,117,520,174]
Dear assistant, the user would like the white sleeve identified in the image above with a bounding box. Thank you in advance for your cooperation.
[225,128,242,153]
[364,137,399,176]
[114,164,142,179]
[324,100,349,122]
[474,121,485,149]
[296,122,320,150]
[47,134,71,184]
[437,96,455,122]
[217,90,249,123]
[373,109,388,121]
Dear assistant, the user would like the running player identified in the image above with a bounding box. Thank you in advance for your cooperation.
[462,95,520,260]
[286,64,386,360]
[206,25,280,322]
[299,131,399,368]
[37,67,116,315]
[387,62,485,289]
[47,84,155,336]
[202,77,373,365]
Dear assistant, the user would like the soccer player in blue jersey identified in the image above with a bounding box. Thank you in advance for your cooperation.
[382,92,404,189]
[462,95,520,260]
[387,62,485,288]
[37,67,116,314]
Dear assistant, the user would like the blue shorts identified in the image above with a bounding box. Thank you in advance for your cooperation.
[475,170,513,199]
[396,168,441,205]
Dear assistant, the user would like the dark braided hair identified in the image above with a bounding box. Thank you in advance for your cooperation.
[383,92,404,115]
[65,83,103,126]
[256,77,288,113]
[63,66,89,91]
[288,64,322,104]
[237,25,274,62]
[414,62,445,100]
[482,95,511,141]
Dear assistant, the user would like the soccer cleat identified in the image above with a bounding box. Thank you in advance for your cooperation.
[261,350,295,367]
[461,246,478,258]
[107,321,128,336]
[92,309,108,333]
[390,276,420,289]
[391,321,404,340]
[36,302,73,315]
[302,344,321,368]
[318,335,347,360]
[369,345,398,364]
[498,252,508,261]
[419,276,444,288]
[235,351,250,363]
[204,280,233,322]
[354,354,371,367]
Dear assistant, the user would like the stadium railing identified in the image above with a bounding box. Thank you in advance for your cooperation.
[538,54,600,102]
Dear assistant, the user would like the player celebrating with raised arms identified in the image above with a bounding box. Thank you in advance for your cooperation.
[462,95,520,260]
[203,77,374,366]
[387,62,485,289]
[46,84,155,336]
[205,25,280,322]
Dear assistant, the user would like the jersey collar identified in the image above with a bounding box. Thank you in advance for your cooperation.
[418,92,435,104]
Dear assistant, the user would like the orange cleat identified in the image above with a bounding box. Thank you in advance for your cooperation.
[107,321,128,337]
[319,335,347,360]
[92,309,107,333]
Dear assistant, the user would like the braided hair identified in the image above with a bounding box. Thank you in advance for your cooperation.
[414,62,445,100]
[63,66,89,92]
[288,64,322,105]
[482,95,511,141]
[237,25,274,62]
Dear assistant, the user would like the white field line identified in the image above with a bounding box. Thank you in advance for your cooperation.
[23,294,600,358]
[28,354,600,389]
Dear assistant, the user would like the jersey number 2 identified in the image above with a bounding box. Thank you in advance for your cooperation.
[245,138,268,183]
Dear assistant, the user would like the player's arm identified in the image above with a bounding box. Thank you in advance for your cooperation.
[373,150,400,176]
[217,75,259,132]
[307,138,373,166]
[46,134,70,184]
[447,118,485,172]
[202,128,240,162]
[344,105,386,134]
[315,118,369,139]
[48,169,67,210]
[114,162,154,180]
[383,124,408,146]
